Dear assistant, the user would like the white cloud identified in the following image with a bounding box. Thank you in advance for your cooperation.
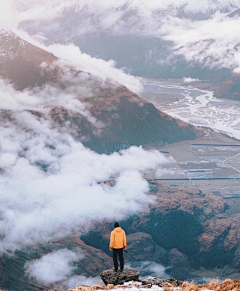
[25,249,83,284]
[0,1,16,28]
[44,44,143,94]
[0,78,170,288]
[0,80,170,254]
[162,13,240,71]
[0,80,39,110]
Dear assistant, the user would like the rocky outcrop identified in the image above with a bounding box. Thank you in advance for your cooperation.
[100,269,139,285]
[100,270,182,288]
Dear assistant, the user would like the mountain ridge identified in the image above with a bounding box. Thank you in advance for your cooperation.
[0,27,203,153]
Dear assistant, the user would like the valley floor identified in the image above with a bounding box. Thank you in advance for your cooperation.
[144,132,240,215]
[141,78,240,216]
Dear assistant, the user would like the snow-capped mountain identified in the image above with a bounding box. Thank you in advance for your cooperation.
[18,1,240,82]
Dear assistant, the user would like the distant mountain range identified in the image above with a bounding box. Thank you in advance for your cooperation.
[19,4,240,100]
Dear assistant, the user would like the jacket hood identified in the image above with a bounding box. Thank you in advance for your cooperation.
[115,227,122,232]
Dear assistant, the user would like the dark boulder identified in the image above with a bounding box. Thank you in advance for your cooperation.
[100,269,139,285]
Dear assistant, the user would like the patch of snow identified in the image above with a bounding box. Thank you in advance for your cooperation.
[124,281,142,286]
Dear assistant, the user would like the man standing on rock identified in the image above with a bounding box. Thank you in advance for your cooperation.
[109,222,127,272]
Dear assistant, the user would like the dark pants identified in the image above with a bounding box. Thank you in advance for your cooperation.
[113,248,124,271]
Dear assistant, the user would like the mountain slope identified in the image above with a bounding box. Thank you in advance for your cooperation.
[0,27,203,153]
[215,73,240,100]
[0,26,57,90]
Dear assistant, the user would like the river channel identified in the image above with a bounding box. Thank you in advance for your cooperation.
[141,79,240,140]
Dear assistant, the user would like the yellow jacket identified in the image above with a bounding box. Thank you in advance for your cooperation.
[109,227,127,249]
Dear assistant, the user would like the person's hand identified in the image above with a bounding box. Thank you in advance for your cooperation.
[109,247,112,251]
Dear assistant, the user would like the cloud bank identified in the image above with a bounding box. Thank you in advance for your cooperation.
[44,44,143,94]
[0,22,170,286]
[0,79,169,254]
[25,249,83,284]
[0,76,170,286]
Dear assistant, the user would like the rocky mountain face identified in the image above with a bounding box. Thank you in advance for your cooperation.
[0,27,203,154]
[0,26,57,90]
[1,180,238,290]
[80,181,240,280]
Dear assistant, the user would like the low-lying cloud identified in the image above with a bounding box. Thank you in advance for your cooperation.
[44,44,143,94]
[0,76,169,287]
[0,118,169,253]
[0,79,169,253]
[127,261,169,279]
[25,249,83,285]
[0,22,172,286]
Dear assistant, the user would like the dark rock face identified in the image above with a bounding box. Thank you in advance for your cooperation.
[100,269,139,285]
[138,210,204,256]
[84,95,202,153]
